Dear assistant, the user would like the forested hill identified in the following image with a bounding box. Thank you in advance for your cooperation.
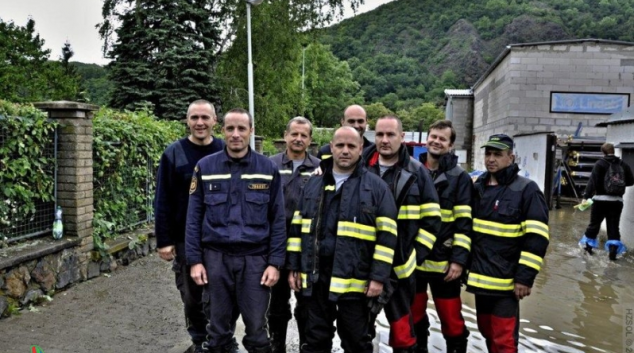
[319,0,634,109]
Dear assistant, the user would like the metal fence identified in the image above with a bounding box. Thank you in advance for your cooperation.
[93,143,155,232]
[0,119,57,243]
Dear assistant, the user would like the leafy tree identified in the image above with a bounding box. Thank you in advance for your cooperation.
[0,18,80,102]
[364,102,393,130]
[100,0,364,123]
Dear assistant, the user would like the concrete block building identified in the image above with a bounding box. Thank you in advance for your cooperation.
[448,39,634,170]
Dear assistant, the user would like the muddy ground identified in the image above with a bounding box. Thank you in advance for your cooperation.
[1,206,632,353]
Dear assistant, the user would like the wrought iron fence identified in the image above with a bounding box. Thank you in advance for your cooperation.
[0,117,57,243]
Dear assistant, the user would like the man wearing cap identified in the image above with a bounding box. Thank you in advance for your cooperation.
[467,134,549,352]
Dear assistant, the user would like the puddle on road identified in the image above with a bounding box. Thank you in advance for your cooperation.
[423,206,633,353]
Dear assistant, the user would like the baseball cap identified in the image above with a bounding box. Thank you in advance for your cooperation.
[481,134,513,150]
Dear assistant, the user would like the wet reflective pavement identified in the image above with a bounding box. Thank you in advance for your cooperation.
[423,206,634,353]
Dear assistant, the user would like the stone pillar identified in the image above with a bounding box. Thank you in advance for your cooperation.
[34,101,98,254]
[255,135,264,154]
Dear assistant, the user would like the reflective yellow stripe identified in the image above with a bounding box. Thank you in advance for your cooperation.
[421,202,441,218]
[301,273,308,288]
[301,219,312,233]
[241,174,273,180]
[300,172,313,177]
[279,170,293,175]
[324,185,335,191]
[441,209,454,223]
[452,233,471,251]
[467,273,514,291]
[416,228,436,250]
[201,174,231,180]
[522,220,550,240]
[394,250,416,279]
[416,259,447,273]
[373,245,394,264]
[337,221,376,241]
[473,218,523,238]
[519,251,543,271]
[329,277,367,294]
[322,154,332,159]
[291,211,302,225]
[287,237,301,252]
[398,205,421,220]
[453,205,472,218]
[376,217,397,236]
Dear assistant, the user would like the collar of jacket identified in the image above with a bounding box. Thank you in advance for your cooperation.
[477,163,520,187]
[281,151,319,168]
[362,144,412,169]
[419,152,458,173]
[219,146,253,165]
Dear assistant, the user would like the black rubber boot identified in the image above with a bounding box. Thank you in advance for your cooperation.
[269,318,288,353]
[609,244,618,261]
[446,338,468,353]
[393,345,418,353]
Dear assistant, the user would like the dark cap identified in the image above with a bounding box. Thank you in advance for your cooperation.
[481,134,513,150]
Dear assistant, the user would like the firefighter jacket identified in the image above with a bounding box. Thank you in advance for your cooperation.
[270,152,321,231]
[362,145,441,280]
[185,148,286,268]
[467,163,549,296]
[286,158,398,301]
[418,153,473,277]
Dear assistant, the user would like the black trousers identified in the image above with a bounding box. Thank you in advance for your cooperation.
[584,200,623,241]
[174,242,208,345]
[203,249,271,351]
[302,274,374,353]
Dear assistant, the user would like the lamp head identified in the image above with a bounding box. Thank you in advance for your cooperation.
[246,0,264,5]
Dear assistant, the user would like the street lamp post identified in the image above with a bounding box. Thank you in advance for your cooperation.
[246,0,263,150]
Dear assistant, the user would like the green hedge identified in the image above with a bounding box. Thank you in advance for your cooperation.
[93,108,184,251]
[0,100,56,234]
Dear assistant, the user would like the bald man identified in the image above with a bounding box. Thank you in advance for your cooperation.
[287,127,397,353]
[316,105,374,160]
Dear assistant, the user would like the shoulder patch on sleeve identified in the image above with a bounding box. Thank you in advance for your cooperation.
[189,176,198,194]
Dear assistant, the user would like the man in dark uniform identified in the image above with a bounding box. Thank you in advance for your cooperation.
[362,116,441,353]
[316,105,373,159]
[287,126,398,353]
[415,120,472,353]
[186,108,286,353]
[468,134,549,352]
[154,100,236,353]
[269,116,320,352]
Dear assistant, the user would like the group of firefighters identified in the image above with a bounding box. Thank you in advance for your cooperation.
[154,100,550,353]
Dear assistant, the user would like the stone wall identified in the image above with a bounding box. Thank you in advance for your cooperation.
[472,41,634,170]
[0,101,156,318]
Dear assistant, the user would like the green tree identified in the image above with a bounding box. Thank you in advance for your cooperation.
[364,102,394,130]
[300,43,363,128]
[0,18,80,102]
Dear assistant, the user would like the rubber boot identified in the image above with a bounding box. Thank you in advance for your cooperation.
[446,337,468,353]
[415,333,428,353]
[269,318,288,353]
[392,345,418,353]
[609,244,618,261]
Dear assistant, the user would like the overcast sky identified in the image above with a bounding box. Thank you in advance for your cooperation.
[1,0,395,65]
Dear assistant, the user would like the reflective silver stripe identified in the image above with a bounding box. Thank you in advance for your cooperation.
[279,170,293,175]
[522,220,549,240]
[398,205,420,220]
[467,273,514,291]
[519,251,543,271]
[440,209,454,222]
[376,217,397,236]
[373,245,394,264]
[201,174,231,180]
[291,211,302,225]
[329,277,367,294]
[301,219,312,233]
[416,229,436,249]
[452,233,471,251]
[416,259,447,273]
[394,250,416,279]
[337,221,376,241]
[453,205,472,218]
[473,218,523,237]
[421,202,441,217]
[241,174,273,180]
[287,237,301,252]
